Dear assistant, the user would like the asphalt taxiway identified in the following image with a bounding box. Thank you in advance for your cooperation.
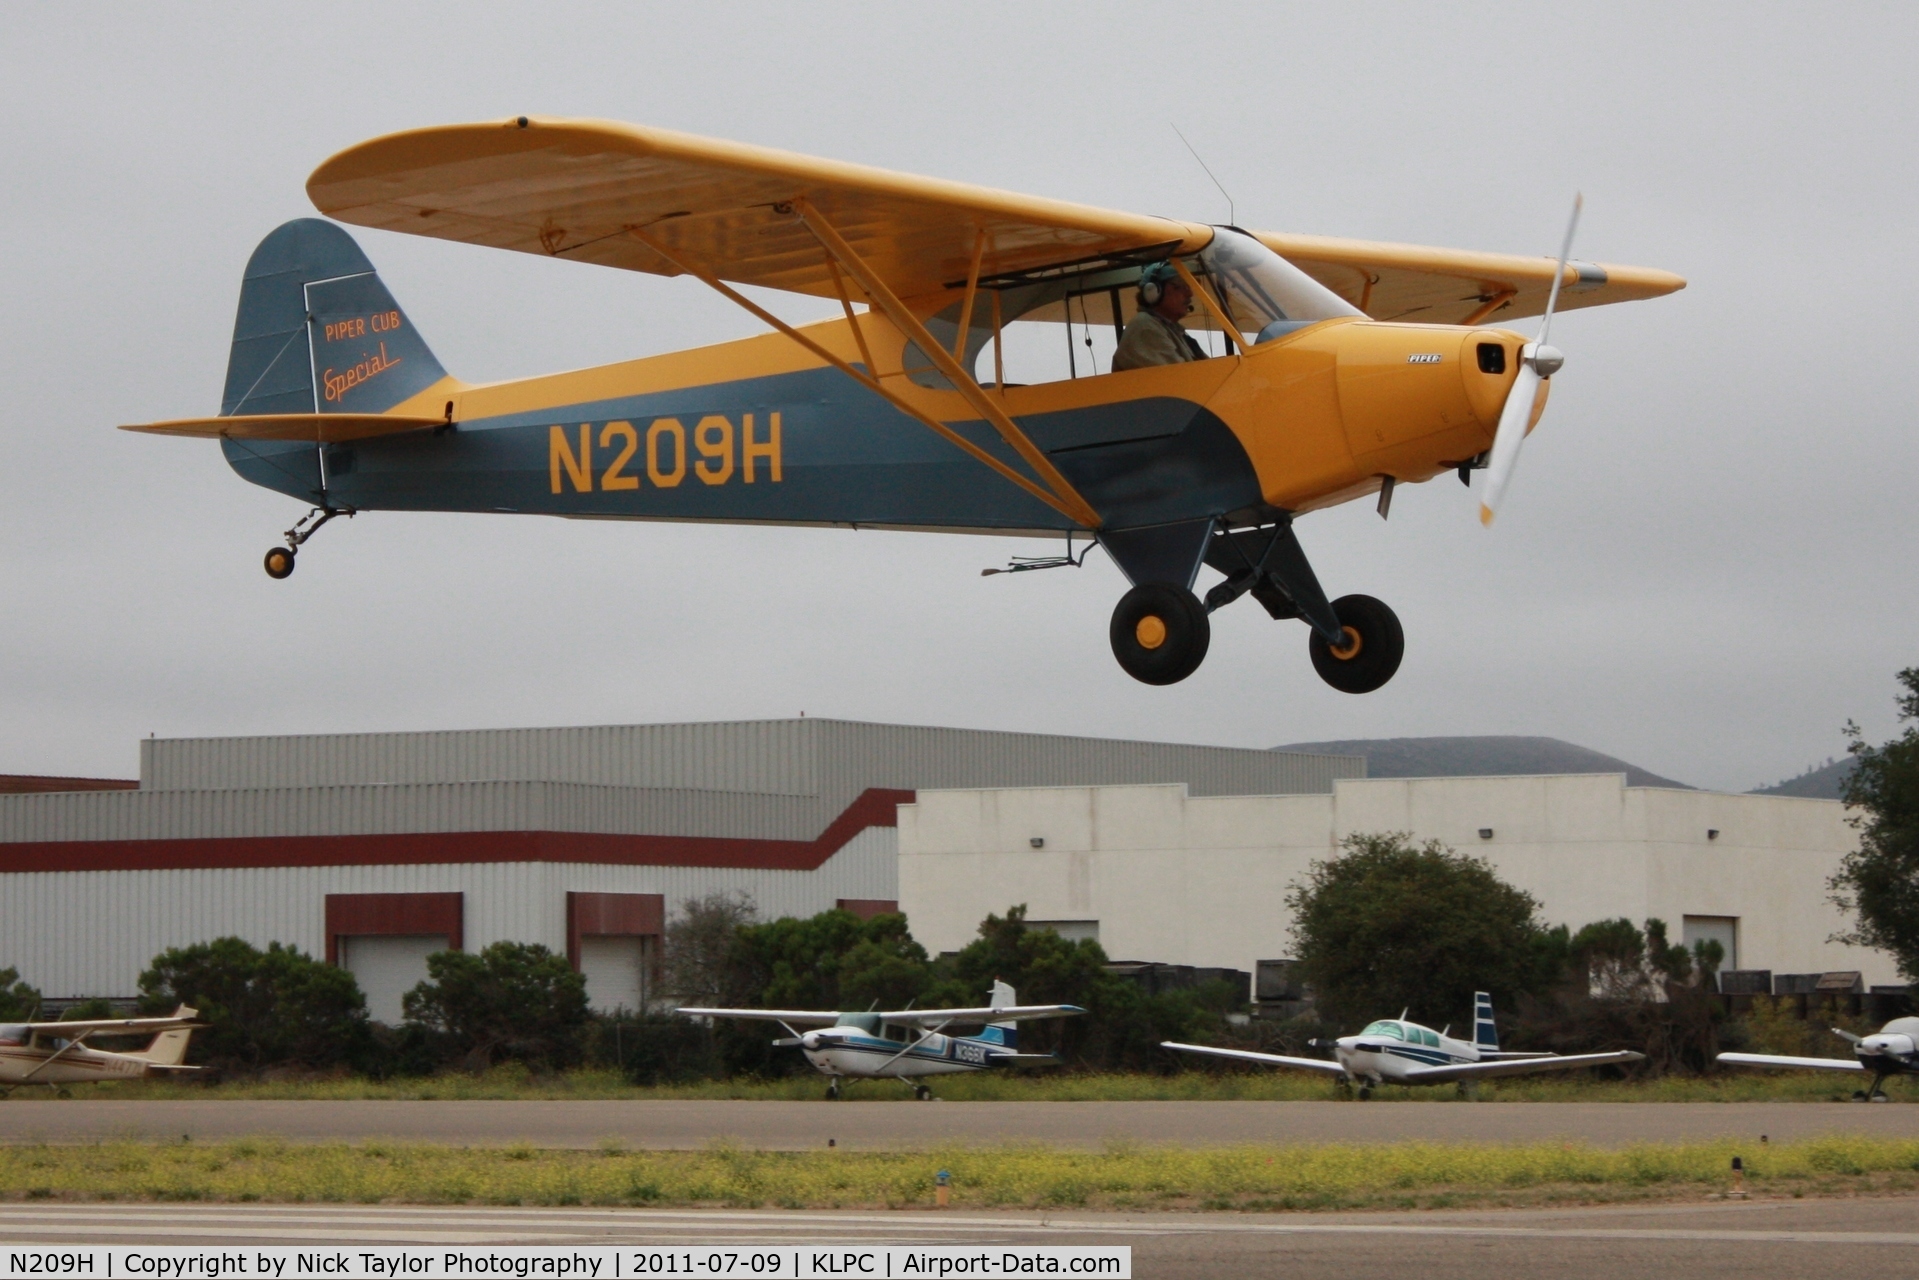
[2,1099,1913,1149]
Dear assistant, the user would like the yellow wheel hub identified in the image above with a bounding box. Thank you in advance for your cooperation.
[1135,615,1168,650]
[1328,626,1363,661]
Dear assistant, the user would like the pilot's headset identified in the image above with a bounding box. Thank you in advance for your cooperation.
[1137,260,1182,308]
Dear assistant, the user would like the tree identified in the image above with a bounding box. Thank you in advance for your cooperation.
[402,941,589,1070]
[661,892,759,1006]
[733,909,949,1012]
[139,937,370,1070]
[0,967,42,1021]
[1830,667,1919,981]
[1287,832,1559,1030]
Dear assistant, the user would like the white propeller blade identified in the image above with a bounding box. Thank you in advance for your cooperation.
[1480,194,1581,527]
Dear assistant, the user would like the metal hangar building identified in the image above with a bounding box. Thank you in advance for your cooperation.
[0,720,1358,1021]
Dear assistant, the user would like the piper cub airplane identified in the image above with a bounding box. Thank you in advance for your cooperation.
[1718,1016,1919,1101]
[124,117,1683,688]
[1164,992,1643,1098]
[0,1007,202,1094]
[680,981,1081,1099]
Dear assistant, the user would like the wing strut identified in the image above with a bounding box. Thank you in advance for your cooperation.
[793,201,1103,530]
[626,224,1100,529]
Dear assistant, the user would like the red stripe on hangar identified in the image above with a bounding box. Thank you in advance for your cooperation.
[0,788,916,874]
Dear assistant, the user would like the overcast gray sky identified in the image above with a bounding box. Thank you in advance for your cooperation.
[3,3,1913,792]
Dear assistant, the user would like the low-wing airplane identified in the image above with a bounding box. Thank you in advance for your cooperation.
[679,980,1081,1098]
[124,117,1683,688]
[1164,991,1643,1098]
[1717,1016,1919,1101]
[0,1007,202,1094]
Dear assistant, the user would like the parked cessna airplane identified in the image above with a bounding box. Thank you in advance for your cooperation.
[680,981,1081,1098]
[0,1007,202,1094]
[1718,1017,1919,1101]
[1164,992,1643,1097]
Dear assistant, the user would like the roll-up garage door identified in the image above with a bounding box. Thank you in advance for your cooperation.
[341,934,448,1025]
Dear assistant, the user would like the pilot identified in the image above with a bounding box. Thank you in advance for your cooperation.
[1111,261,1209,371]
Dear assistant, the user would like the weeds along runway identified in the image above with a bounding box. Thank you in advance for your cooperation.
[3,1100,1917,1149]
[5,1199,1919,1279]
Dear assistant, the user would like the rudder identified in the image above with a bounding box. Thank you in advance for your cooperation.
[1473,991,1499,1051]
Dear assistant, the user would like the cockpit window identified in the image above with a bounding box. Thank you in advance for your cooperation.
[838,1014,882,1035]
[1197,227,1364,341]
[1360,1021,1405,1040]
[0,1025,27,1046]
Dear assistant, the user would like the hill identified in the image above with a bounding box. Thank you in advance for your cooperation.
[1271,735,1694,790]
[1750,756,1855,800]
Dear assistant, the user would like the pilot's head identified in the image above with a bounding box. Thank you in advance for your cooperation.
[1137,261,1193,319]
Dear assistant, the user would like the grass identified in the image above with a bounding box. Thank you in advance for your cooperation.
[8,1064,1905,1104]
[0,1135,1913,1211]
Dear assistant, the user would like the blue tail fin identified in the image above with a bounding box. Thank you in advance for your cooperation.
[1473,992,1499,1051]
[223,218,447,418]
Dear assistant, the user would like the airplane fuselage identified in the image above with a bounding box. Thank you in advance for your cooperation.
[0,1040,160,1086]
[799,1024,1000,1081]
[223,306,1530,540]
[1334,1019,1494,1086]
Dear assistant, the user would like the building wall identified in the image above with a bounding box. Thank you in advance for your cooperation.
[897,775,1889,985]
[0,827,895,999]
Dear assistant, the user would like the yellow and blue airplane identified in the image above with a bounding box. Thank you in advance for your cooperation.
[124,118,1684,688]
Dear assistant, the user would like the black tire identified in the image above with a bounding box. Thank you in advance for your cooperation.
[826,1080,841,1101]
[1309,594,1404,694]
[1356,1085,1373,1101]
[263,547,296,580]
[1110,583,1211,685]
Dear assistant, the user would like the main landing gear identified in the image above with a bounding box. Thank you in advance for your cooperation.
[1099,518,1404,692]
[262,504,354,580]
[825,1078,842,1100]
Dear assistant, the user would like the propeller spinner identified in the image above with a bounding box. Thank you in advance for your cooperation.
[1480,195,1582,527]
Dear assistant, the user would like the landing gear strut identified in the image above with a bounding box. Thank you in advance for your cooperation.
[825,1078,842,1101]
[262,504,354,580]
[1203,521,1405,695]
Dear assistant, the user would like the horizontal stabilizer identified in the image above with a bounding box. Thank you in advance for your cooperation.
[1716,1052,1866,1072]
[986,1052,1065,1066]
[121,414,443,442]
[1160,1041,1348,1076]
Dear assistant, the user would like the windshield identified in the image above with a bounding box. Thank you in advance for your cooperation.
[0,1025,26,1046]
[1198,227,1363,338]
[1359,1021,1405,1040]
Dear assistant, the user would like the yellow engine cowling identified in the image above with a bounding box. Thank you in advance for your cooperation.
[1222,320,1542,513]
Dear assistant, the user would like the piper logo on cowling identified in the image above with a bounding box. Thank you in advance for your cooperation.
[1407,353,1443,364]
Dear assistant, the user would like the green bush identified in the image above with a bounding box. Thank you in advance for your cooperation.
[402,941,588,1070]
[138,938,370,1071]
[0,967,42,1021]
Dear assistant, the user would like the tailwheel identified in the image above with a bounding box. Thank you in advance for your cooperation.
[263,546,296,579]
[1309,594,1404,694]
[1110,583,1210,685]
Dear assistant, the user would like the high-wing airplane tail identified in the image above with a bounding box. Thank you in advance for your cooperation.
[224,219,448,419]
[120,1005,200,1067]
[984,980,1019,1050]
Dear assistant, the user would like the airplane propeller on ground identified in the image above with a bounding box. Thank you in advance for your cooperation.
[1480,195,1582,527]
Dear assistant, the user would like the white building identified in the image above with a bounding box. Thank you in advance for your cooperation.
[898,773,1889,988]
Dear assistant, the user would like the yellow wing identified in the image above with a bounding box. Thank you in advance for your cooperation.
[306,116,1683,322]
[307,117,1212,301]
[1255,230,1684,325]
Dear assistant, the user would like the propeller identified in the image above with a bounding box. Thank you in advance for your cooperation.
[1479,194,1581,527]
